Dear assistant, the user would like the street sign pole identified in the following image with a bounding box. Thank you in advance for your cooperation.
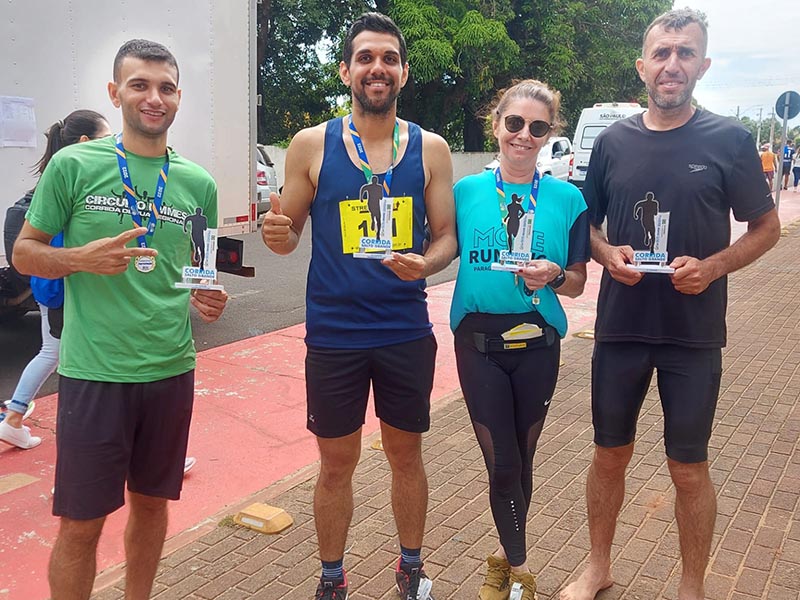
[773,91,800,213]
[775,104,789,212]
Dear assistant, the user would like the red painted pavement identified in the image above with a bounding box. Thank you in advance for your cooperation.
[1,191,797,599]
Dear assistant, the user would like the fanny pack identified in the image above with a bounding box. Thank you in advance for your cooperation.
[472,326,556,353]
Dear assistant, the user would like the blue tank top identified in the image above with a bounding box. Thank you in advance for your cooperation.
[306,117,431,348]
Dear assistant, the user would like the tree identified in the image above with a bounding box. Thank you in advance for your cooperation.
[256,0,366,144]
[257,0,674,151]
[386,0,672,150]
[506,0,672,139]
[737,115,800,149]
[390,0,519,150]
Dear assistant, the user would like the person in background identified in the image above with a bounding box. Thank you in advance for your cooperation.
[0,110,110,450]
[792,140,800,191]
[760,143,777,189]
[782,139,795,190]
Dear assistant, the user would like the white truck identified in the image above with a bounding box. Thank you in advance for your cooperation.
[0,0,259,274]
[568,102,645,189]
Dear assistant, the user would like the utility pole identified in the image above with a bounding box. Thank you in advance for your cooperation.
[736,105,740,119]
[769,108,776,148]
[756,107,763,148]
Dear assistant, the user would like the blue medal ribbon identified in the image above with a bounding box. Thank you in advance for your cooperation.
[114,133,170,249]
[348,116,400,197]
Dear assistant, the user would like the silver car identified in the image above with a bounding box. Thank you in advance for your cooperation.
[256,144,278,215]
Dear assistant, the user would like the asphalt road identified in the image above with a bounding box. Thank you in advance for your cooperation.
[0,230,458,401]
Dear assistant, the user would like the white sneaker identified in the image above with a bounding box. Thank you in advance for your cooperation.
[0,421,42,449]
[183,456,197,475]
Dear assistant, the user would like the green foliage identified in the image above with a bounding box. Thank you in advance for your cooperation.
[257,0,673,149]
[256,0,367,144]
[737,116,800,148]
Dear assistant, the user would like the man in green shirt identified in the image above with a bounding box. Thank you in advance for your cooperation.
[13,39,227,600]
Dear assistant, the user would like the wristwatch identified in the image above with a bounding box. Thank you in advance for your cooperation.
[548,266,566,289]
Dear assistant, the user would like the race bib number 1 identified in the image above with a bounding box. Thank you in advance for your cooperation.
[339,196,413,255]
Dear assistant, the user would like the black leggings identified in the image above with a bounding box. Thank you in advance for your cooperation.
[454,313,560,566]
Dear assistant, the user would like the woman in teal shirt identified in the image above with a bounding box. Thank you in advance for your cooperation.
[451,79,590,600]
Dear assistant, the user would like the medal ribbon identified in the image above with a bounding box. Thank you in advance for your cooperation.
[114,133,170,249]
[348,116,400,197]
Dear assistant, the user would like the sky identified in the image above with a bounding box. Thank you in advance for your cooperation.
[681,0,800,128]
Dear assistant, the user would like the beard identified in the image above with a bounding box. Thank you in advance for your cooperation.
[353,78,399,115]
[646,80,696,111]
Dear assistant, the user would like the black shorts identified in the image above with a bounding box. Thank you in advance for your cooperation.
[592,342,721,463]
[305,335,437,438]
[53,371,195,520]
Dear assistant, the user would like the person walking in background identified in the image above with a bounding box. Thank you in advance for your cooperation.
[792,140,800,191]
[760,143,777,189]
[0,110,110,450]
[782,139,795,190]
[561,8,780,600]
[451,79,589,600]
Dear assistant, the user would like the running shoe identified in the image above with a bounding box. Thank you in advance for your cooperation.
[479,555,511,600]
[183,456,197,475]
[508,571,537,600]
[314,571,348,599]
[395,559,435,600]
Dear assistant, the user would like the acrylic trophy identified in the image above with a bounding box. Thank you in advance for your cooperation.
[175,208,224,290]
[354,178,394,259]
[492,196,534,273]
[627,192,674,274]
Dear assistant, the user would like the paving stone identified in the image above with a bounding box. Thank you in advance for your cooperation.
[138,228,800,598]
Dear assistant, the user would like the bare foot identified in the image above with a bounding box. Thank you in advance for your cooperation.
[560,564,613,600]
[677,580,704,600]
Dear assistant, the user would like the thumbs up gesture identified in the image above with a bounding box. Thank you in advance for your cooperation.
[261,191,294,250]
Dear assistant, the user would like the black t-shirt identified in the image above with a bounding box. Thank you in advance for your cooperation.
[584,109,774,348]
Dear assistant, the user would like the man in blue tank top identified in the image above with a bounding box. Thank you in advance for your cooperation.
[262,12,456,600]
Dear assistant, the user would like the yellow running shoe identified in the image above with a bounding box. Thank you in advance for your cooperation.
[508,571,537,600]
[478,555,511,600]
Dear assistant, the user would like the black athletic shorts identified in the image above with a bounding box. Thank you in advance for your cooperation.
[305,335,437,438]
[592,342,721,463]
[53,371,195,520]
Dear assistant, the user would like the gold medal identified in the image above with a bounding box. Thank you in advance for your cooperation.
[134,256,156,273]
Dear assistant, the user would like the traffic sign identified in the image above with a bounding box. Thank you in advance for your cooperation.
[775,91,800,120]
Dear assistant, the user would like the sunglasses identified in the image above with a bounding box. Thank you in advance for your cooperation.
[504,115,553,138]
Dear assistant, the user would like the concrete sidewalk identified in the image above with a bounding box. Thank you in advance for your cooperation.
[93,223,800,599]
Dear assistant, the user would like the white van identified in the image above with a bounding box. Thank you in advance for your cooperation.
[568,103,645,189]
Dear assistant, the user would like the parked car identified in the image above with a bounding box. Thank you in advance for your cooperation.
[484,136,572,181]
[568,102,644,189]
[256,144,278,215]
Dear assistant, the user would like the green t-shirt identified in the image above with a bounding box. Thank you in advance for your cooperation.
[26,136,218,382]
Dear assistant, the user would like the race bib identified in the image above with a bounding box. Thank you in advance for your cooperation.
[339,196,413,254]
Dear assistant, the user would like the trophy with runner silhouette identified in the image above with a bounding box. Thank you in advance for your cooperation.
[627,191,674,273]
[175,207,224,290]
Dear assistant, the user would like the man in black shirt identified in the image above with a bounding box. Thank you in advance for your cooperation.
[561,9,780,600]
